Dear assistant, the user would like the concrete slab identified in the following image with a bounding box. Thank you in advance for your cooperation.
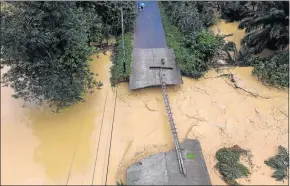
[126,139,212,185]
[127,153,169,185]
[129,2,183,90]
[129,48,183,90]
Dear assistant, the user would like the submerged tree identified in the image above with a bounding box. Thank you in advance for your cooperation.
[1,1,136,111]
[219,1,254,22]
[238,1,289,54]
[265,145,289,182]
[1,2,99,110]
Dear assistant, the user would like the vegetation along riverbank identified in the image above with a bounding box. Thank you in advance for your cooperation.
[1,1,289,185]
[159,1,289,88]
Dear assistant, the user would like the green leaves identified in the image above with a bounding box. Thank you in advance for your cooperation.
[220,2,289,54]
[193,30,224,61]
[264,145,289,182]
[1,2,136,111]
[215,146,250,185]
[265,145,289,181]
[219,2,251,22]
[110,33,133,86]
[159,2,225,79]
[1,2,94,110]
[252,51,289,88]
[240,2,288,53]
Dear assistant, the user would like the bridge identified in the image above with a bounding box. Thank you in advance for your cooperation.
[129,1,183,90]
[127,1,211,185]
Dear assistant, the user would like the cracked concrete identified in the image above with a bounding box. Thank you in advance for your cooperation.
[126,139,211,185]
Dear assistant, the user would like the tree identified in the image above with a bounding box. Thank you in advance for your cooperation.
[219,1,252,22]
[1,2,100,111]
[76,2,136,40]
[238,1,289,54]
[163,2,204,38]
[1,1,137,111]
[252,51,289,87]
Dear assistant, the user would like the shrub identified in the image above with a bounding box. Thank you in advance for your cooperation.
[252,51,289,88]
[159,2,225,78]
[162,2,204,38]
[265,146,289,182]
[219,1,251,22]
[192,30,224,61]
[110,32,133,86]
[215,145,250,185]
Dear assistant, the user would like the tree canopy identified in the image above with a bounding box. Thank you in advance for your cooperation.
[239,1,289,54]
[219,1,289,54]
[0,1,136,111]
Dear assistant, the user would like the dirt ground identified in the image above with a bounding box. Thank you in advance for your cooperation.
[1,51,288,185]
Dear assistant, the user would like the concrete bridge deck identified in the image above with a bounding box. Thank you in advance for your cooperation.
[129,1,183,90]
[127,139,212,185]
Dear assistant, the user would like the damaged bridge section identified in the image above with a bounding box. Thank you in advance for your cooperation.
[129,48,183,90]
[126,139,212,185]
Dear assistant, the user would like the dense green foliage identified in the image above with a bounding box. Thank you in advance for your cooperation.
[194,1,217,27]
[220,1,289,54]
[219,1,289,88]
[219,2,254,22]
[110,32,133,86]
[239,2,289,54]
[193,31,224,61]
[76,1,136,43]
[215,146,250,185]
[264,146,289,182]
[162,2,204,38]
[159,2,227,78]
[1,2,136,110]
[251,51,289,88]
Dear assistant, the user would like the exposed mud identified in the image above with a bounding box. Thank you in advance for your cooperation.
[211,19,246,51]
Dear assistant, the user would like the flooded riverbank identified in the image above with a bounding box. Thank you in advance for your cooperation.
[1,19,288,186]
[211,19,245,51]
[112,67,288,185]
[2,50,288,185]
[211,19,276,57]
[1,52,117,185]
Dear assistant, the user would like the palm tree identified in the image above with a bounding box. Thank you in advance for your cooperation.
[238,1,289,54]
[219,1,250,22]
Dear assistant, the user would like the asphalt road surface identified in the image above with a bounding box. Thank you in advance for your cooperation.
[134,1,167,49]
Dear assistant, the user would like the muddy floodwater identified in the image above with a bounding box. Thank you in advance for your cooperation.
[211,19,246,51]
[211,19,276,57]
[1,21,288,185]
[2,53,288,185]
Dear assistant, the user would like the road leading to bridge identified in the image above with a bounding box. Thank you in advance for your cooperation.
[130,0,186,178]
[134,1,167,49]
[130,1,183,90]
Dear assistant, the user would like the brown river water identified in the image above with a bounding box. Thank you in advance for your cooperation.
[1,20,288,185]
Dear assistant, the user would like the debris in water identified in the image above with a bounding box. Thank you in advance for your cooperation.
[264,145,289,182]
[215,145,250,185]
